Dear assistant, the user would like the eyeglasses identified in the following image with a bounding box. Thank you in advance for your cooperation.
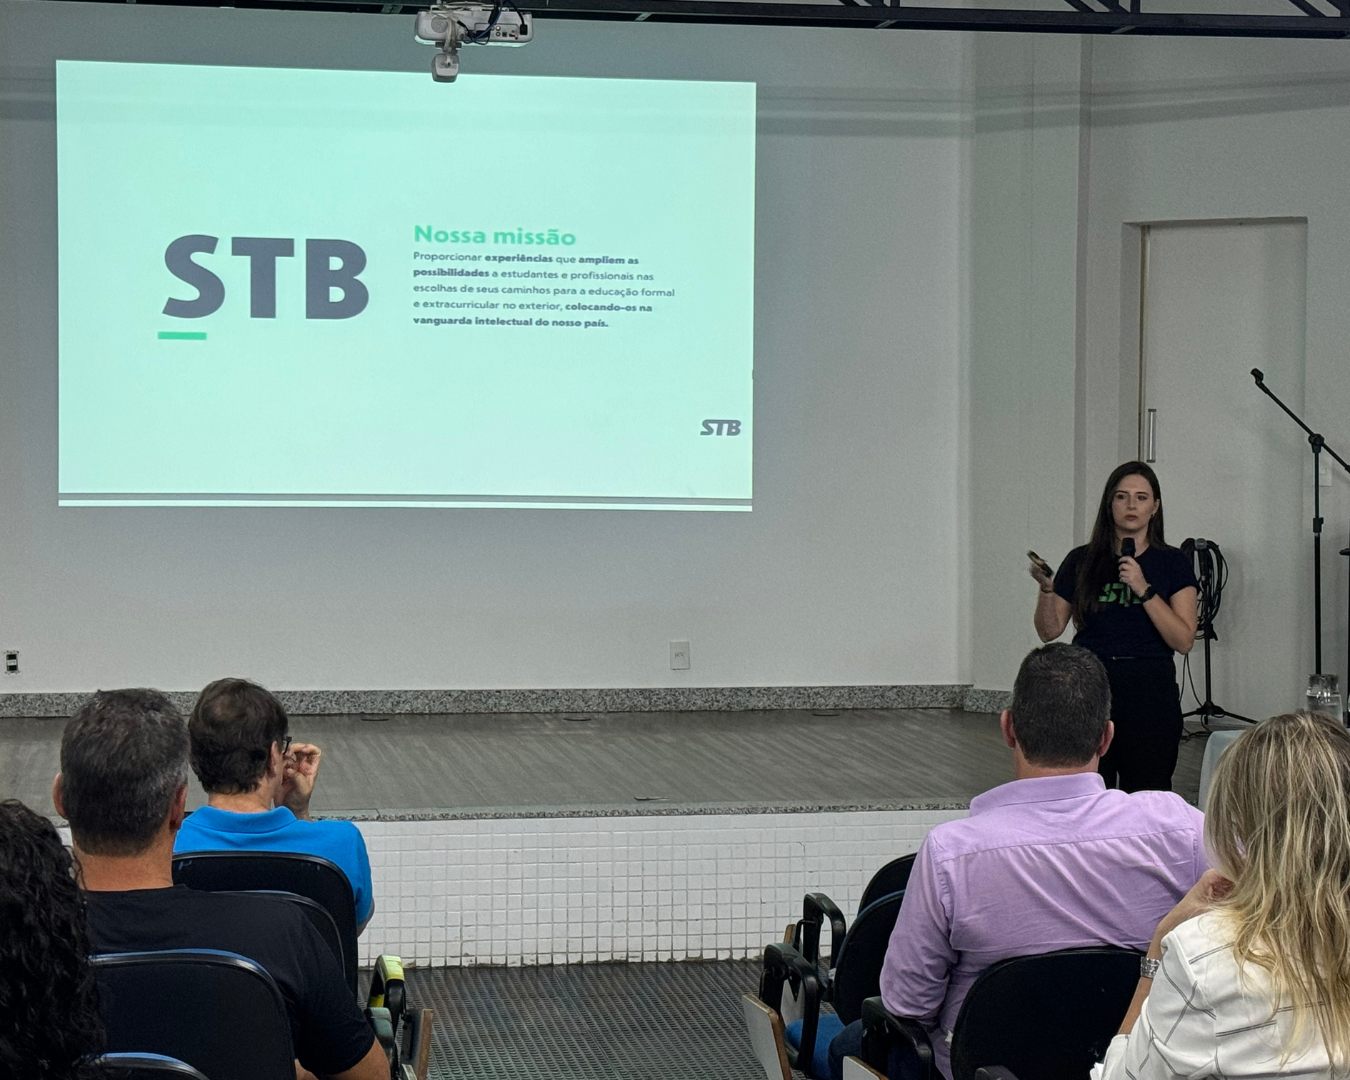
[278,734,293,755]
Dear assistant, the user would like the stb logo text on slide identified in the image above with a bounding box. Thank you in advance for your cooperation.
[163,235,369,319]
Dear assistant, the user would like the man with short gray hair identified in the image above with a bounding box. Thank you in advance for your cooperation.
[57,688,189,859]
[827,644,1206,1080]
[54,689,386,1080]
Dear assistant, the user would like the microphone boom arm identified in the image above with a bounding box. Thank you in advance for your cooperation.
[1251,368,1350,473]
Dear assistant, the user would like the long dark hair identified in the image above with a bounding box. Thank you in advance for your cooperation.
[1072,460,1170,628]
[0,800,105,1079]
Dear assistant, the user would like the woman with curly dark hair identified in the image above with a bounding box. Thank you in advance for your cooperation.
[0,799,104,1079]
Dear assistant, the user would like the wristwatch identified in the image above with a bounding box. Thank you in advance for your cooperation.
[1140,956,1161,979]
[1139,585,1157,603]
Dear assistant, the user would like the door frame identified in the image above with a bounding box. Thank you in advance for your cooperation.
[1123,217,1308,464]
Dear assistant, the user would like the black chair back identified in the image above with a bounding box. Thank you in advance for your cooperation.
[831,891,905,1025]
[94,950,295,1080]
[173,850,358,993]
[96,1052,212,1079]
[218,889,345,980]
[858,854,916,915]
[949,947,1143,1080]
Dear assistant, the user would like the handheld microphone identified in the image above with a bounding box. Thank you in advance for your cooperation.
[1121,538,1136,560]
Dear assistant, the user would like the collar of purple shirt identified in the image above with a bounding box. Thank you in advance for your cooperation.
[967,770,1109,815]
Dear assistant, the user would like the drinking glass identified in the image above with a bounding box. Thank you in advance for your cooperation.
[1306,673,1343,723]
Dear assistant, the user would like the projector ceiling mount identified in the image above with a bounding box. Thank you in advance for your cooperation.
[415,3,533,81]
[48,0,1350,37]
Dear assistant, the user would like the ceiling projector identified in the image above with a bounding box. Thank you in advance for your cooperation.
[415,4,534,83]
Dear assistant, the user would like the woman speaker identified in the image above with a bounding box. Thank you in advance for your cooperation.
[1030,461,1198,792]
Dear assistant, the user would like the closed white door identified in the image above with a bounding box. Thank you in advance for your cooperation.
[1138,220,1309,722]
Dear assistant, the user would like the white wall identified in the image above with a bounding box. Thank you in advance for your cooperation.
[965,33,1088,695]
[0,4,967,693]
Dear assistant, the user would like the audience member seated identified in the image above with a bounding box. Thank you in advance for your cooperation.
[52,688,386,1080]
[829,643,1206,1080]
[175,678,374,931]
[0,799,105,1080]
[1103,711,1350,1079]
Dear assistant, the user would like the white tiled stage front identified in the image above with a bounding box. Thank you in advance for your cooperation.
[355,809,967,968]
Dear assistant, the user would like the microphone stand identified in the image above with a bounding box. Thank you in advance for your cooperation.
[1250,369,1350,718]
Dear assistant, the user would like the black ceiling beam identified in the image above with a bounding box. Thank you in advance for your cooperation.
[47,0,1350,34]
[434,2,1350,34]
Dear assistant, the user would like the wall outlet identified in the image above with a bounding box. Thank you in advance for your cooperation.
[3,651,17,675]
[669,640,691,670]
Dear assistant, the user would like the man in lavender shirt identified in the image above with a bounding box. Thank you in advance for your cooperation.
[828,643,1205,1080]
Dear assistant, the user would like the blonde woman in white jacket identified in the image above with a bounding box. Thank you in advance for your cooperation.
[1102,711,1350,1080]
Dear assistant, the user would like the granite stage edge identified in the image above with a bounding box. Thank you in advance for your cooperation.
[46,798,975,828]
[313,798,977,821]
[1,685,1013,718]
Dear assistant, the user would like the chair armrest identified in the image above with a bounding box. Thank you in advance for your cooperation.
[369,954,407,1033]
[761,941,827,1070]
[761,941,826,1013]
[860,996,935,1080]
[366,1005,397,1065]
[95,1054,211,1080]
[973,1068,1020,1080]
[801,893,848,966]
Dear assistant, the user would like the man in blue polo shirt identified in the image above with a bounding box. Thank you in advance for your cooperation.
[175,678,374,931]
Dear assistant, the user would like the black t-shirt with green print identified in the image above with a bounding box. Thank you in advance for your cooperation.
[1052,544,1198,659]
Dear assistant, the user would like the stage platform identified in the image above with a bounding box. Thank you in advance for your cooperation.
[1,707,1210,968]
[0,707,1206,815]
[5,707,1017,817]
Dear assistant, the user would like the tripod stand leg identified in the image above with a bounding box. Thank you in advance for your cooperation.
[1343,545,1350,727]
[1184,602,1252,726]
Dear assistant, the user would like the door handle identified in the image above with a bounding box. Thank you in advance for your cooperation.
[1145,408,1157,463]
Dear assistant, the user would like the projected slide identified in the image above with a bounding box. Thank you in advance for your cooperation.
[56,61,755,510]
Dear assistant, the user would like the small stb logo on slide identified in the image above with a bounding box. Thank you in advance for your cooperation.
[701,420,742,436]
